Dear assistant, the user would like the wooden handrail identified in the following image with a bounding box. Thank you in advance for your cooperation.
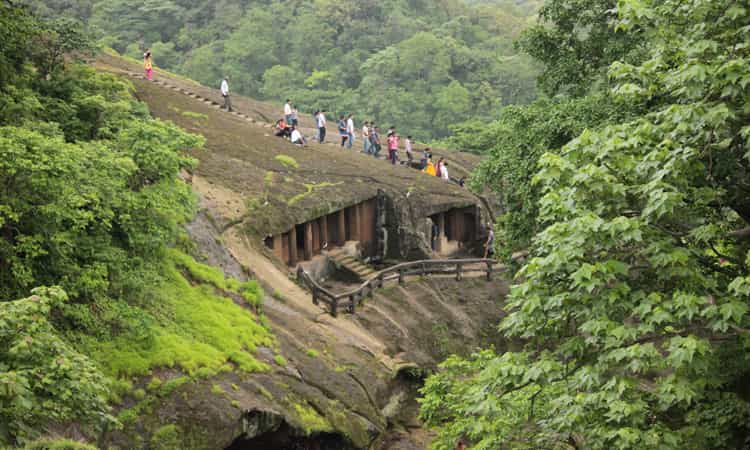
[297,257,514,316]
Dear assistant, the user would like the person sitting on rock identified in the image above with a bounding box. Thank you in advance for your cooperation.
[290,125,306,146]
[274,119,291,138]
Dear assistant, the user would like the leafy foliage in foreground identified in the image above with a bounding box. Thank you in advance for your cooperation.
[449,94,637,259]
[0,288,110,445]
[0,5,270,446]
[421,0,750,448]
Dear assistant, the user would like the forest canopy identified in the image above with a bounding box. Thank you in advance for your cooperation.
[22,0,541,140]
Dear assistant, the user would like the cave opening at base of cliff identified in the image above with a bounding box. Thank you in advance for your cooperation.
[225,421,357,450]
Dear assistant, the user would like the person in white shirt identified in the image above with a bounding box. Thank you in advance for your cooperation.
[290,126,306,146]
[440,161,449,181]
[405,135,414,164]
[220,76,232,112]
[317,110,327,143]
[346,114,355,149]
[284,99,292,124]
[362,121,371,154]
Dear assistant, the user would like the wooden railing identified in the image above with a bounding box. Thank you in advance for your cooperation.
[297,258,503,316]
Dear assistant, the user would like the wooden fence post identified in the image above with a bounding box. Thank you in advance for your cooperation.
[456,263,462,281]
[378,273,384,289]
[486,261,493,281]
[331,298,338,317]
[398,268,405,285]
[349,295,356,313]
[312,288,319,305]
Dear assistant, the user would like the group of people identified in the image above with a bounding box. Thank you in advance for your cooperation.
[142,51,456,182]
[291,107,457,183]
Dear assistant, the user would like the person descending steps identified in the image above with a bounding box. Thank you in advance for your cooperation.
[346,114,355,149]
[362,121,370,154]
[143,49,153,81]
[317,110,327,143]
[387,129,399,165]
[220,76,232,112]
[338,115,349,147]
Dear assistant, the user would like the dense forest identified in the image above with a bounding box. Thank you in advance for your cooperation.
[421,0,750,448]
[25,0,541,140]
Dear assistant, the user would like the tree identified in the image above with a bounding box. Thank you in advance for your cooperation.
[518,0,644,95]
[0,287,112,446]
[420,0,750,448]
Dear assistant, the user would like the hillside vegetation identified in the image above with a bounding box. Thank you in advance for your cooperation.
[24,0,539,140]
[0,6,270,447]
[420,0,750,448]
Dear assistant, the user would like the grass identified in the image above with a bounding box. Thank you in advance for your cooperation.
[287,182,342,206]
[211,383,226,396]
[181,111,208,120]
[274,355,288,367]
[23,438,98,450]
[170,248,263,308]
[271,289,285,302]
[150,424,181,450]
[306,349,319,358]
[291,402,333,436]
[275,154,299,169]
[81,250,272,378]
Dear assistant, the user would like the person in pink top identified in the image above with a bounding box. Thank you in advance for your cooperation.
[387,130,399,165]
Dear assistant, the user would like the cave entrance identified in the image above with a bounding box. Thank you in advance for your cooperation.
[269,198,378,266]
[429,206,479,256]
[226,421,356,450]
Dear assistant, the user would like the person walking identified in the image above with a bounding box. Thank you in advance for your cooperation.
[362,121,371,154]
[484,223,495,258]
[370,125,381,157]
[317,110,327,143]
[144,49,153,81]
[346,114,355,149]
[338,115,349,147]
[387,130,399,165]
[284,99,293,124]
[291,105,299,127]
[435,157,444,178]
[220,76,232,112]
[440,161,450,180]
[405,135,413,164]
[424,157,436,176]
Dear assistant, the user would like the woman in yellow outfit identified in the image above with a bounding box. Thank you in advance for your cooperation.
[424,158,436,176]
[144,49,153,81]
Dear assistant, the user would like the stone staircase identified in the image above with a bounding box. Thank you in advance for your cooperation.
[328,248,377,281]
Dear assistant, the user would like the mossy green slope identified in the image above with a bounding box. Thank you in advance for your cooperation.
[80,250,271,378]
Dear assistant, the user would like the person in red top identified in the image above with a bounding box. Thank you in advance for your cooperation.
[274,119,291,138]
[387,131,399,165]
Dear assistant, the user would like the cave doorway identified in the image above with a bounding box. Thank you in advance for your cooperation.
[225,421,356,450]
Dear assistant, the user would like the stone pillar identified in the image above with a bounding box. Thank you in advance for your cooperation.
[289,226,298,266]
[337,210,346,245]
[272,234,284,261]
[351,204,361,241]
[304,222,313,260]
[475,205,481,242]
[311,221,320,254]
[436,212,445,253]
[320,216,329,249]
